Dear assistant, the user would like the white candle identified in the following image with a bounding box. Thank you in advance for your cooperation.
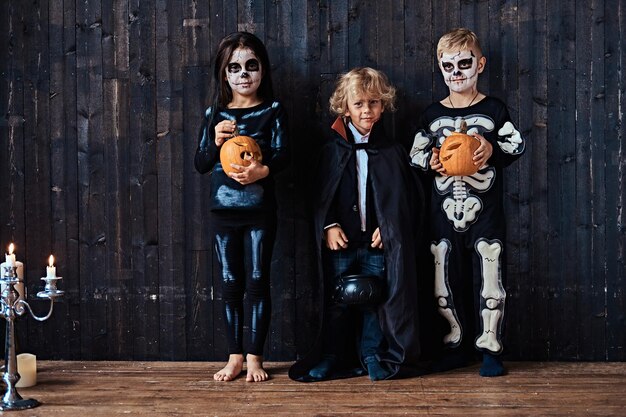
[5,243,16,268]
[47,254,56,278]
[16,353,37,388]
[1,243,25,301]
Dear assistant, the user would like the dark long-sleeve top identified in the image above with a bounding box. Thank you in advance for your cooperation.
[410,97,525,226]
[194,101,289,213]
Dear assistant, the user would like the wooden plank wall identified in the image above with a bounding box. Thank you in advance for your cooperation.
[0,0,624,362]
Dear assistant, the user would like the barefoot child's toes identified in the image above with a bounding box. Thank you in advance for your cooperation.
[214,354,244,382]
[246,354,269,382]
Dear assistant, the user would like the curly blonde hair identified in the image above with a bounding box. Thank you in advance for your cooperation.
[437,28,483,59]
[329,67,396,116]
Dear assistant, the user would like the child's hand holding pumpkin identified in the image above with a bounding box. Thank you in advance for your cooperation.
[472,133,493,169]
[228,154,269,185]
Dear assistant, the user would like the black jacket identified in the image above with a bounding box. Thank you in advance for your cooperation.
[324,127,379,246]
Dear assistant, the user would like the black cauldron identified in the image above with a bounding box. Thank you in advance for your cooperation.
[333,274,386,306]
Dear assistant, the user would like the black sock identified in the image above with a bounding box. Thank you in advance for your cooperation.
[364,356,390,381]
[479,352,506,377]
[308,355,337,379]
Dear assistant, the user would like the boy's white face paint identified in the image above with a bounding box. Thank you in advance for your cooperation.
[439,50,480,93]
[226,47,262,97]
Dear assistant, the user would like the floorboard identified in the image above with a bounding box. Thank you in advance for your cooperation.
[9,361,625,416]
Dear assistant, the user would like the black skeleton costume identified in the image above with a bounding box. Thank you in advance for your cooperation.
[410,96,525,356]
[195,101,289,356]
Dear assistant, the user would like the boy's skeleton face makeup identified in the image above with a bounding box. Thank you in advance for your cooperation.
[439,50,480,93]
[225,47,262,97]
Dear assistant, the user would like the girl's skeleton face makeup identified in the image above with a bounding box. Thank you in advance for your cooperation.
[439,50,480,93]
[225,47,262,97]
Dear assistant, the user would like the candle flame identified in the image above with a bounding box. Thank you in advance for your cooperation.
[48,254,55,267]
[8,243,14,255]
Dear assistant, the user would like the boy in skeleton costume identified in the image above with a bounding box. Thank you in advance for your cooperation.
[410,28,525,376]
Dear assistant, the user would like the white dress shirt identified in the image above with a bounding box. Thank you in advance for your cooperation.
[348,122,369,232]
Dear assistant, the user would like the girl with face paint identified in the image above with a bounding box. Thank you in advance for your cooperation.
[225,48,263,105]
[194,32,289,383]
[409,28,526,378]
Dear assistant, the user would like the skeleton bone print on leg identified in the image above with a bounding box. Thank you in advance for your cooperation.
[431,239,462,347]
[475,238,505,353]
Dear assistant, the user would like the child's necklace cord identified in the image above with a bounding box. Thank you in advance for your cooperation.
[449,91,479,108]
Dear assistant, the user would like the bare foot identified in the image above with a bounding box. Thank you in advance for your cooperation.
[246,354,269,382]
[214,354,244,381]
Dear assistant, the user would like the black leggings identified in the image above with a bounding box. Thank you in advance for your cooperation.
[212,216,275,356]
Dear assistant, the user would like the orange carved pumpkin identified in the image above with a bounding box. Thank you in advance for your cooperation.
[220,135,263,175]
[439,124,480,176]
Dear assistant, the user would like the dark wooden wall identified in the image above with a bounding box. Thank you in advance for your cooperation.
[0,0,624,362]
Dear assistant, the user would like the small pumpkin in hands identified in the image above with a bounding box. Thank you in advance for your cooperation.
[439,121,481,176]
[220,134,263,175]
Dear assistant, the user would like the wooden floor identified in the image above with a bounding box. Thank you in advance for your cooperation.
[9,361,625,416]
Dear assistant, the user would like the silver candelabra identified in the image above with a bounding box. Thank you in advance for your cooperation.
[0,265,63,410]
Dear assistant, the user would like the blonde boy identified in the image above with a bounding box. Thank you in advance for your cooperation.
[410,28,525,376]
[290,68,425,382]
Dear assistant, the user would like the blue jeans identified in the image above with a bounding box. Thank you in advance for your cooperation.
[324,246,386,359]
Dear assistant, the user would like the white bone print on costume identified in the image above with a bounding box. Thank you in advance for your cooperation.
[411,115,495,171]
[410,131,431,169]
[442,184,482,232]
[497,121,524,154]
[427,115,497,231]
[433,115,495,147]
[435,169,494,231]
[431,240,462,346]
[475,239,505,353]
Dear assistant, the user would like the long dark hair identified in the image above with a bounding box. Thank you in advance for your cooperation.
[211,31,274,108]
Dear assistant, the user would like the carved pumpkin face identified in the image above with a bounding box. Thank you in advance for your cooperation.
[439,132,480,176]
[220,135,263,175]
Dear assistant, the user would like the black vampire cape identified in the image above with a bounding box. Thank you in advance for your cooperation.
[289,116,427,381]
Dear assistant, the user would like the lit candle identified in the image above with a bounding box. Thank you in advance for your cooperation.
[47,254,56,278]
[5,243,16,268]
[0,243,25,301]
[16,353,37,388]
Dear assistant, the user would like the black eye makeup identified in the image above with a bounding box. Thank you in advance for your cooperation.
[245,59,260,72]
[441,62,454,72]
[227,63,242,73]
[458,58,474,69]
[227,59,260,74]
